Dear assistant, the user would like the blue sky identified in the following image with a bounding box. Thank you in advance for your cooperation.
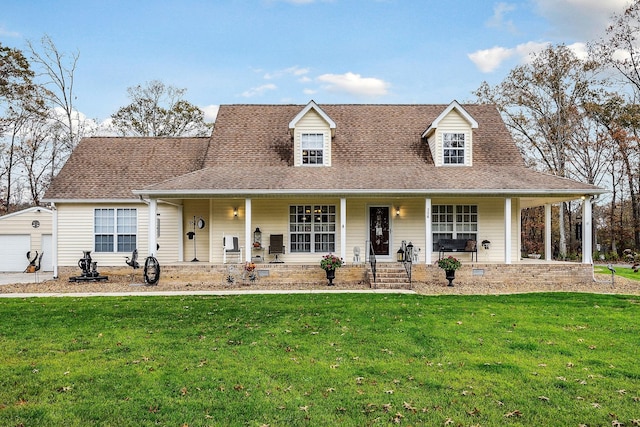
[0,0,631,124]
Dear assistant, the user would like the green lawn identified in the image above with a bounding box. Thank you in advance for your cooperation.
[595,264,640,282]
[1,293,639,426]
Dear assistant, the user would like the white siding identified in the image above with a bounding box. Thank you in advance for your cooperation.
[434,110,473,167]
[293,110,332,167]
[183,199,210,262]
[156,203,181,264]
[57,203,148,267]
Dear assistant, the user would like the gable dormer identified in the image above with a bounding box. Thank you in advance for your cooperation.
[289,100,336,167]
[422,100,478,167]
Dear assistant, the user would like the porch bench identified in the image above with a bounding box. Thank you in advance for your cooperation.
[438,239,477,262]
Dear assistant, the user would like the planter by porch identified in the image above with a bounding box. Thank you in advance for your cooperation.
[325,268,336,286]
[445,269,456,287]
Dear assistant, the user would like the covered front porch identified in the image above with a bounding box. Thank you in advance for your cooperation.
[143,193,596,268]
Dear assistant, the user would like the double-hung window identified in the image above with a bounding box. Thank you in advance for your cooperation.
[443,133,465,165]
[301,133,324,165]
[432,205,477,250]
[94,208,137,253]
[289,205,336,253]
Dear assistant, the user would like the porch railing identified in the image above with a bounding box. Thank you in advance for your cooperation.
[367,241,377,288]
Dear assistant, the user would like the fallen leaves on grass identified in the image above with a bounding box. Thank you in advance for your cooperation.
[504,410,522,418]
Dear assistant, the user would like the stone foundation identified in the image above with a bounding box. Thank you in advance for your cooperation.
[58,262,594,288]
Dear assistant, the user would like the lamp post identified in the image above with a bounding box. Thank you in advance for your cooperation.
[406,241,414,263]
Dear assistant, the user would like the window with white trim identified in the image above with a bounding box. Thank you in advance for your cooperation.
[94,208,137,253]
[443,133,465,165]
[289,205,336,253]
[432,205,477,250]
[301,133,324,165]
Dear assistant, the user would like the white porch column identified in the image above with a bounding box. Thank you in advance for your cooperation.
[178,204,184,262]
[51,202,58,278]
[148,198,157,257]
[504,198,512,264]
[582,197,593,264]
[425,198,432,264]
[340,198,347,261]
[245,198,252,262]
[545,204,552,261]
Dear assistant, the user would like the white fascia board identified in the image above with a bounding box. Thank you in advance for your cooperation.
[41,198,143,204]
[0,206,52,220]
[421,100,479,138]
[134,188,606,198]
[289,100,337,136]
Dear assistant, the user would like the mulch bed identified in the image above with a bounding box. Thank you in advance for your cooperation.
[1,273,637,295]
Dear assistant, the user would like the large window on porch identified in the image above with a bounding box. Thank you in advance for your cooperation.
[289,205,336,253]
[432,204,477,250]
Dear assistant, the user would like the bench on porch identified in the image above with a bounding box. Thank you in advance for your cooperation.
[438,239,478,262]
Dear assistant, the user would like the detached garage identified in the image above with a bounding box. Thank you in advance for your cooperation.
[0,207,53,272]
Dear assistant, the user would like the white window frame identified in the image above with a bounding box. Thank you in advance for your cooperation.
[94,208,138,253]
[442,132,465,165]
[289,205,336,253]
[301,133,324,166]
[432,204,477,250]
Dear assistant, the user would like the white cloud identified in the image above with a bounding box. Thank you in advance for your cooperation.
[532,0,632,39]
[486,2,517,33]
[200,104,220,122]
[468,41,549,72]
[316,72,389,97]
[303,88,317,95]
[240,83,277,98]
[514,41,550,63]
[467,46,514,72]
[264,66,310,80]
[566,42,588,60]
[0,26,21,38]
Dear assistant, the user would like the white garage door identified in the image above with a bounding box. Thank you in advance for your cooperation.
[0,235,30,272]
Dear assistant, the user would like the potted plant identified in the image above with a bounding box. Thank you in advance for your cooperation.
[437,256,461,287]
[244,262,257,282]
[320,254,343,286]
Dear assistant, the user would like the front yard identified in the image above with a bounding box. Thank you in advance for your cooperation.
[1,292,639,426]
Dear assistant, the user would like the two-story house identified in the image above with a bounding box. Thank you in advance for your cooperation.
[43,101,605,286]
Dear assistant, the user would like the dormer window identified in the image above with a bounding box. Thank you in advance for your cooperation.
[301,133,324,165]
[290,101,336,167]
[422,101,478,167]
[443,133,465,164]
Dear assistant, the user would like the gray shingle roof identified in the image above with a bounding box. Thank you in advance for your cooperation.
[44,137,210,200]
[44,104,605,200]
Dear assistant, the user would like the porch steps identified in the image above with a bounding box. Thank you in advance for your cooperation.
[369,263,412,289]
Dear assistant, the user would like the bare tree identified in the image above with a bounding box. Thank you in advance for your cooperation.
[474,44,603,258]
[27,35,85,182]
[591,2,640,250]
[586,95,640,250]
[110,80,212,137]
[593,1,640,96]
[0,42,44,212]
